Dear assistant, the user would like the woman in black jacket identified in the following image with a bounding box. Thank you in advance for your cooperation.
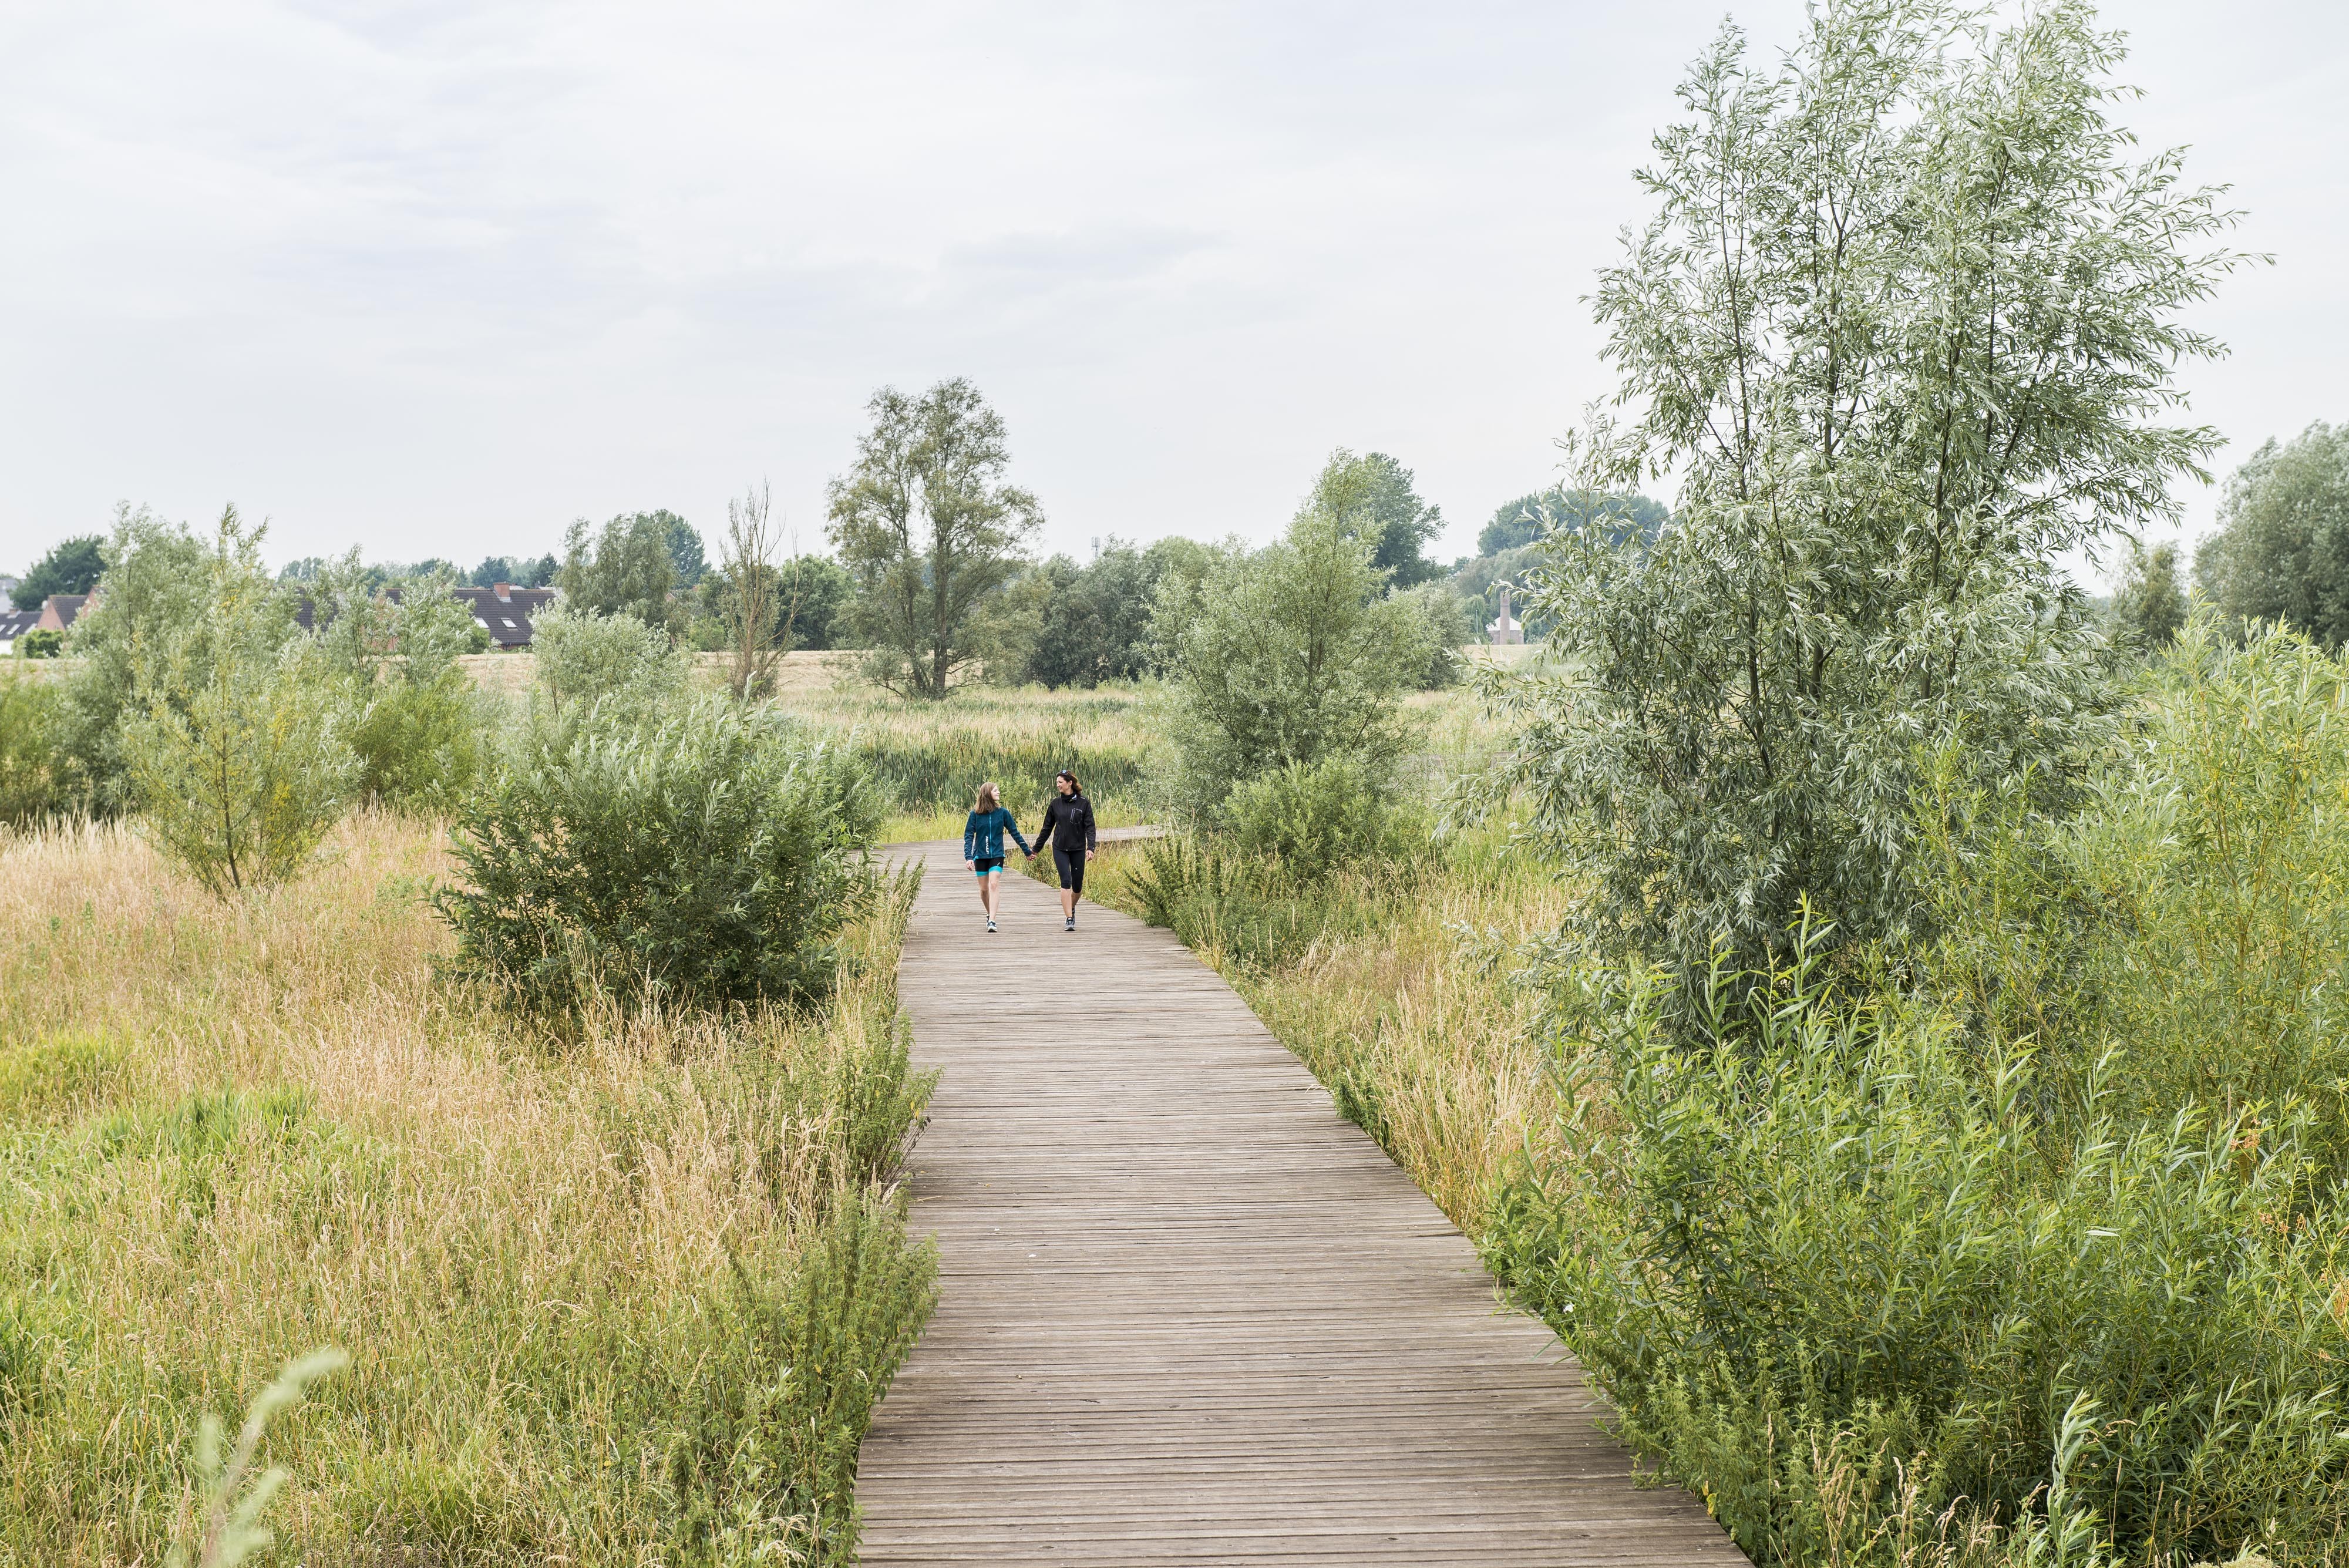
[1035,769,1096,931]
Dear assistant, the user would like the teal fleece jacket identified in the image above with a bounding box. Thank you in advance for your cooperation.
[963,807,1033,862]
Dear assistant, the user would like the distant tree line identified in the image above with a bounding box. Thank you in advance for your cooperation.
[15,389,1490,695]
[2098,421,2349,654]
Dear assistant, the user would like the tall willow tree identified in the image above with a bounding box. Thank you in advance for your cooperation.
[828,378,1040,698]
[1505,0,2247,978]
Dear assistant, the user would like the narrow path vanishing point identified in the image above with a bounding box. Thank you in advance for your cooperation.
[857,840,1746,1567]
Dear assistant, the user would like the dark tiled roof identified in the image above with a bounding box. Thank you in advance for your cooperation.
[36,594,90,631]
[288,584,560,648]
[451,586,560,648]
[0,610,42,641]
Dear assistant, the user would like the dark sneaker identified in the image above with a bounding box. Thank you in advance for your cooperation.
[1064,917,1075,933]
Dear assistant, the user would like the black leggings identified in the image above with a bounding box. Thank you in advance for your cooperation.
[1053,846,1088,895]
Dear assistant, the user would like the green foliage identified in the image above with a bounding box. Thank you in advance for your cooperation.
[14,629,61,659]
[12,533,106,610]
[1223,755,1399,879]
[771,554,853,652]
[1475,489,1666,558]
[123,507,354,900]
[0,1032,124,1123]
[1308,449,1445,588]
[558,512,684,635]
[437,698,880,1014]
[2113,538,2188,651]
[653,510,707,588]
[468,553,558,590]
[1502,0,2242,982]
[345,676,480,811]
[1159,505,1436,820]
[2193,422,2349,646]
[528,602,689,718]
[1123,835,1371,970]
[0,669,79,829]
[1484,941,2349,1567]
[1915,616,2349,1169]
[55,504,211,815]
[310,556,487,810]
[676,1195,938,1562]
[829,378,1042,698]
[1003,538,1190,688]
[1389,580,1469,687]
[853,728,1143,814]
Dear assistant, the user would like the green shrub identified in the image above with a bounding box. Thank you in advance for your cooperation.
[1485,940,2349,1567]
[124,508,355,899]
[54,504,216,816]
[657,1194,937,1562]
[529,602,688,716]
[1914,615,2349,1169]
[1157,504,1434,820]
[438,698,880,1013]
[0,669,80,829]
[14,629,61,659]
[345,669,482,811]
[1124,834,1380,970]
[1223,755,1395,878]
[311,556,489,810]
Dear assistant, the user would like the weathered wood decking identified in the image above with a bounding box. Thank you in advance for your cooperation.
[857,840,1745,1566]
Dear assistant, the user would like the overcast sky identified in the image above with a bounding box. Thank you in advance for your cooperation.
[4,2,2344,581]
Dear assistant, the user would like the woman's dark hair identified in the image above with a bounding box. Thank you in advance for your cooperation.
[1056,769,1082,792]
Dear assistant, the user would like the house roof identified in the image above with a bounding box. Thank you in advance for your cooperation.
[450,585,560,648]
[287,582,561,648]
[35,594,90,632]
[0,609,42,642]
[22,581,566,650]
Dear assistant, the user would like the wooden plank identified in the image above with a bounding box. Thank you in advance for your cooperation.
[856,841,1748,1567]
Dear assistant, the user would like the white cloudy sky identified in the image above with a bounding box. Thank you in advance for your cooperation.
[3,1,2344,580]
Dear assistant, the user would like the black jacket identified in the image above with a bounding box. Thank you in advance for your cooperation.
[1038,792,1096,853]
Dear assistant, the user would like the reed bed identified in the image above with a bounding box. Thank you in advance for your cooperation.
[0,813,932,1566]
[769,684,1163,840]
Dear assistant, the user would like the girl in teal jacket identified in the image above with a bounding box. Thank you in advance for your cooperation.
[963,781,1034,933]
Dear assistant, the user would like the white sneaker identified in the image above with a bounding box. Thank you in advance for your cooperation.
[1064,917,1075,933]
[986,918,997,933]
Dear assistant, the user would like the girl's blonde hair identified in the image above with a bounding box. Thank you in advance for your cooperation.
[974,782,1000,812]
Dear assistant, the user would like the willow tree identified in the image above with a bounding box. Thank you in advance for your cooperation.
[827,379,1039,698]
[1503,0,2248,978]
[124,506,354,898]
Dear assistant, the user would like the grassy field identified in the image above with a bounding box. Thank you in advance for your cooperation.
[456,651,1163,843]
[764,679,1163,844]
[0,813,933,1564]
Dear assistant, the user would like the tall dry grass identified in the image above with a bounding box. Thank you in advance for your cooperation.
[1071,810,1566,1232]
[772,685,1162,842]
[0,813,931,1565]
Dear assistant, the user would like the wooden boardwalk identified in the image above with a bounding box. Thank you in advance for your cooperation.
[857,841,1745,1567]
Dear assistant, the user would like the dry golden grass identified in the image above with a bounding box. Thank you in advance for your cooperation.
[457,648,861,698]
[1069,796,1567,1234]
[1234,849,1569,1227]
[0,813,928,1565]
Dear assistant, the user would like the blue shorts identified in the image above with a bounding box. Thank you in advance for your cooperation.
[972,857,1004,877]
